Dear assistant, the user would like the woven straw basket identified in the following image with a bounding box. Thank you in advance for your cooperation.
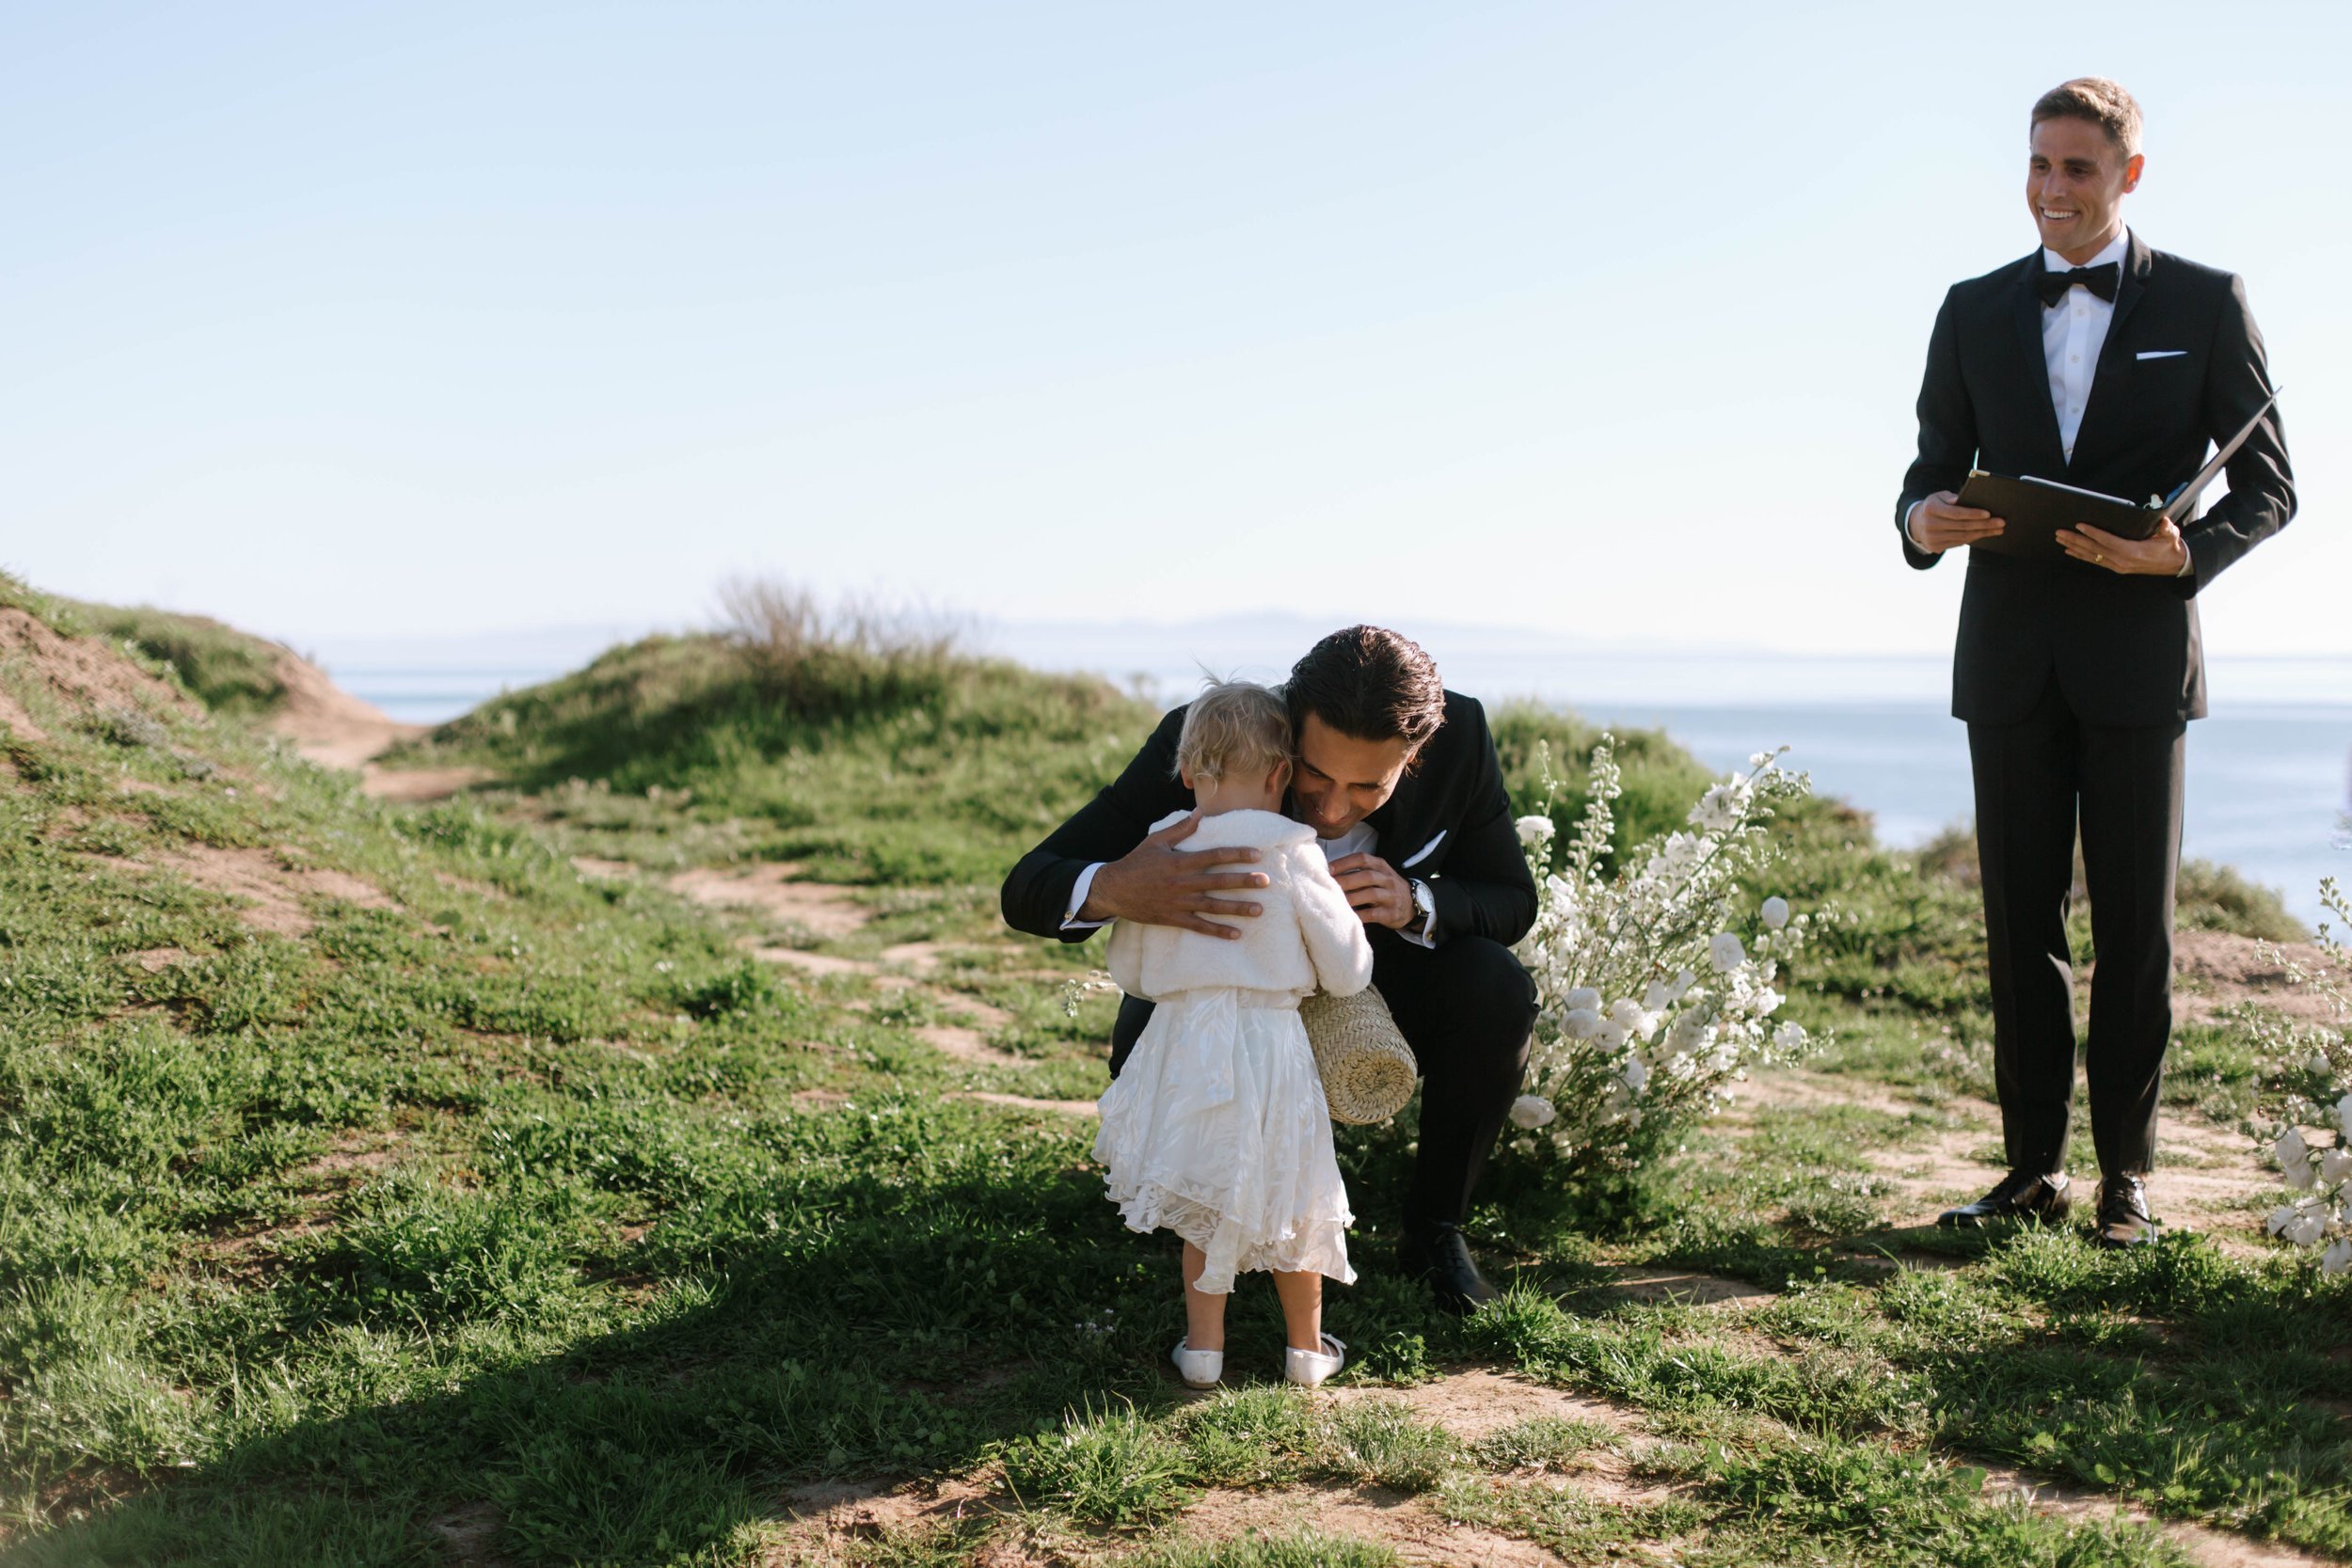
[1299,985,1418,1125]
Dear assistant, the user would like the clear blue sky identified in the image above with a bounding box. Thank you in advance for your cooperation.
[5,1,2345,657]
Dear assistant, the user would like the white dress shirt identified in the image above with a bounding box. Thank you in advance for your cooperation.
[2042,229,2128,462]
[1906,229,2186,577]
[1062,816,1438,947]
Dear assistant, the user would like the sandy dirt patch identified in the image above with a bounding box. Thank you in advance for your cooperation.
[2164,929,2344,1029]
[1739,1064,2279,1251]
[1980,1464,2342,1568]
[362,766,488,801]
[132,846,400,937]
[671,863,869,939]
[1607,1269,1779,1311]
[0,607,198,744]
[750,945,875,979]
[958,1091,1099,1117]
[261,641,485,800]
[266,644,421,771]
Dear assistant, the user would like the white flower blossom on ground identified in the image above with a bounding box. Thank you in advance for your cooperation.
[2252,876,2352,1267]
[1509,1094,1558,1130]
[1509,736,1820,1177]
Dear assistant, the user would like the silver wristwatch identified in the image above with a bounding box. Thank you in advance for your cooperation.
[1408,878,1436,934]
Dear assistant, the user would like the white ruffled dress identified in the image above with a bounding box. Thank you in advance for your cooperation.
[1092,808,1375,1292]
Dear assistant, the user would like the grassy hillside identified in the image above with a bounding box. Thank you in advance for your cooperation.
[386,631,1150,885]
[62,599,294,718]
[6,580,2344,1567]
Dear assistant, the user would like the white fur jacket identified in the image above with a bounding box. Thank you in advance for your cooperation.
[1106,809,1375,1004]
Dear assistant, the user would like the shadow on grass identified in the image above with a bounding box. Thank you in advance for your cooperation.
[6,1112,1473,1568]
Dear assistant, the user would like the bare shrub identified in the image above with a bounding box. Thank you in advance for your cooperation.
[713,577,969,719]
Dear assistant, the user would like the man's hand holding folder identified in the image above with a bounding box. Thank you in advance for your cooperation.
[1910,492,2008,554]
[2055,516,2188,576]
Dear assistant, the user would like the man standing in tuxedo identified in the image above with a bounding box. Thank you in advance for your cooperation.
[1001,626,1538,1312]
[1898,78,2295,1244]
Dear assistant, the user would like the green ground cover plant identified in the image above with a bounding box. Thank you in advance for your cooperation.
[3,584,2343,1567]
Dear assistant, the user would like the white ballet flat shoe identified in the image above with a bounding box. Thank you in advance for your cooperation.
[1283,1332,1346,1389]
[1170,1338,1223,1388]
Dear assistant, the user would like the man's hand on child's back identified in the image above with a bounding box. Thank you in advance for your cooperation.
[1082,811,1267,939]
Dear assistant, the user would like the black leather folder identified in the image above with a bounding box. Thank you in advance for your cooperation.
[1953,387,2281,560]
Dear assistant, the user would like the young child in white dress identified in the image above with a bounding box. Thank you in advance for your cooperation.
[1092,681,1375,1389]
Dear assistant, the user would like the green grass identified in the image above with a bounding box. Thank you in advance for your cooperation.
[66,603,292,719]
[6,593,2348,1567]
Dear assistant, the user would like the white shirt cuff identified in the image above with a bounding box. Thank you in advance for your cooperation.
[1904,499,1929,551]
[1061,862,1109,930]
[2174,538,2194,578]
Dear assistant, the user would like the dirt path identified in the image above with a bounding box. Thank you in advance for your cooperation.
[639,862,1077,1097]
[1737,1065,2279,1252]
[265,646,487,801]
[770,1359,2334,1568]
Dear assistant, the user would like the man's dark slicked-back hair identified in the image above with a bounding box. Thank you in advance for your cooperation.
[1284,626,1447,750]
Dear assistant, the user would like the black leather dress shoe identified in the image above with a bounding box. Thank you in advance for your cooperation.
[2089,1172,2157,1248]
[1399,1222,1500,1315]
[1935,1168,2073,1229]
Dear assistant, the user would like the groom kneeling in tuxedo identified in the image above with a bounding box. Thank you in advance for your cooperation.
[1897,78,2295,1245]
[1001,626,1538,1313]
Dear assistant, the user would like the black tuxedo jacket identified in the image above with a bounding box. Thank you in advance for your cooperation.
[1001,690,1537,949]
[1897,232,2295,727]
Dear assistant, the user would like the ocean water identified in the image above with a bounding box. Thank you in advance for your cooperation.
[333,645,2352,926]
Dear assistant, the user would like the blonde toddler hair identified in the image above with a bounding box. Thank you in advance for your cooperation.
[1172,680,1293,785]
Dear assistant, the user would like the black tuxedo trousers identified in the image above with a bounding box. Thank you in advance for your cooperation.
[1111,927,1538,1231]
[1971,677,2184,1176]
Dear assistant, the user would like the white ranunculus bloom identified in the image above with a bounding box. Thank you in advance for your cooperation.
[1610,998,1661,1040]
[2326,1238,2352,1275]
[2279,1126,2312,1172]
[1708,932,1746,972]
[1517,815,1557,847]
[1563,1006,1603,1040]
[2312,1050,2336,1078]
[2288,1210,2328,1246]
[2337,1094,2352,1142]
[1565,987,1603,1014]
[1688,780,1751,833]
[1508,1094,1558,1130]
[1643,978,1677,1013]
[2323,1148,2352,1187]
[1773,1022,1808,1053]
[1622,1054,1649,1093]
[1598,1020,1631,1052]
[1761,896,1790,930]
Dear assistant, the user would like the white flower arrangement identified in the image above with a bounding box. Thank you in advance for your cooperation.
[1505,737,1819,1171]
[2252,876,2352,1270]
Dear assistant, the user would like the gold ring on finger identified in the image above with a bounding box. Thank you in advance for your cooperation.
[2093,552,2104,564]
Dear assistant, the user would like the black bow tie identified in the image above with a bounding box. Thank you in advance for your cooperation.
[2037,263,2121,307]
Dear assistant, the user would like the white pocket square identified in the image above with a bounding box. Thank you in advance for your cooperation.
[2137,349,2187,360]
[1400,831,1446,869]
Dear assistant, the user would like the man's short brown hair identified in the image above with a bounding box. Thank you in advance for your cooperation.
[2032,77,2143,158]
[1283,626,1447,750]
